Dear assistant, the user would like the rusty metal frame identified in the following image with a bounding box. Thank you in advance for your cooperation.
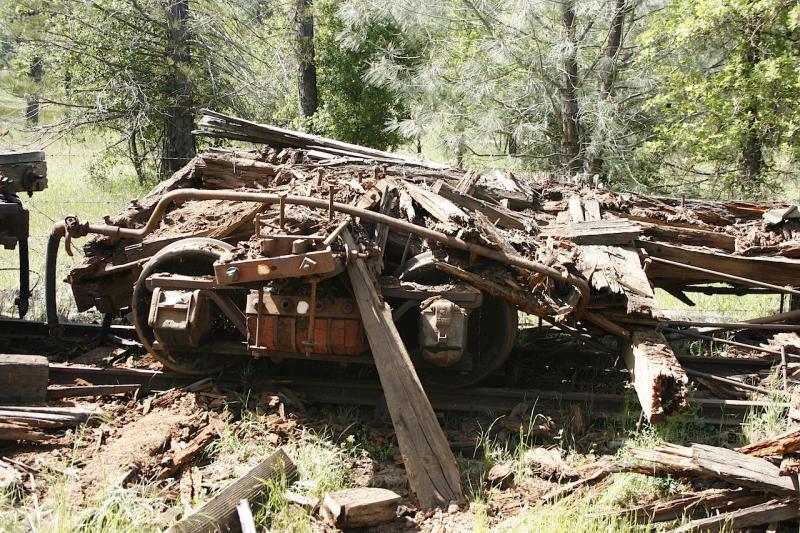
[48,189,592,325]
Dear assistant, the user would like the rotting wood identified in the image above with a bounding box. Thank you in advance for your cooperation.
[320,487,401,529]
[158,423,221,480]
[399,179,468,226]
[432,179,524,230]
[668,499,800,533]
[612,489,765,525]
[342,228,463,508]
[639,239,800,287]
[623,328,688,423]
[0,354,48,404]
[539,219,642,245]
[738,427,800,457]
[46,384,141,399]
[630,443,798,496]
[576,245,656,315]
[0,422,51,441]
[167,448,296,533]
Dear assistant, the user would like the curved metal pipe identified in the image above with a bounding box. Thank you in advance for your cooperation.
[48,188,591,317]
[45,233,61,328]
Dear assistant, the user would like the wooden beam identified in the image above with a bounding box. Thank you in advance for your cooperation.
[737,427,800,458]
[432,180,524,230]
[394,180,468,226]
[167,448,296,533]
[321,488,400,529]
[631,443,798,496]
[639,239,800,287]
[0,354,48,404]
[669,500,800,533]
[539,219,642,245]
[342,229,463,508]
[623,328,688,423]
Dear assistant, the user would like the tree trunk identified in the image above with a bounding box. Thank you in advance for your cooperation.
[295,0,318,119]
[589,0,627,176]
[560,1,582,175]
[25,57,42,126]
[162,0,195,177]
[129,131,146,185]
[740,27,763,193]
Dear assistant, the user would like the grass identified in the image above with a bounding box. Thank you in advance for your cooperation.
[0,127,149,321]
[495,498,647,533]
[655,287,782,322]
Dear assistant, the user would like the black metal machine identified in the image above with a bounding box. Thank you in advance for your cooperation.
[0,150,47,317]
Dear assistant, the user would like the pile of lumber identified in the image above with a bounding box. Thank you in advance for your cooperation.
[624,432,800,531]
[66,110,800,430]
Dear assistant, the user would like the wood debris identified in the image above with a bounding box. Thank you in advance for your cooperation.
[320,487,401,529]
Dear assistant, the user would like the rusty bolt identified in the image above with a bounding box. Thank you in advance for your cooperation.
[224,266,241,282]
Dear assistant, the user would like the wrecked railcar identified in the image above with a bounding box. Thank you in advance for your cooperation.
[46,111,800,416]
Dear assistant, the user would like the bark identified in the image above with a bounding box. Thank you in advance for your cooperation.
[162,0,196,177]
[740,25,764,192]
[589,0,628,176]
[560,1,582,175]
[129,131,146,185]
[25,57,42,126]
[295,0,318,119]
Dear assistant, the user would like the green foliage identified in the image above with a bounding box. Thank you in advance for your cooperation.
[0,0,290,182]
[497,498,647,533]
[312,0,411,149]
[639,0,800,197]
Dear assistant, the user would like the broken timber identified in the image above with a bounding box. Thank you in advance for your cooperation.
[167,448,296,533]
[342,228,463,508]
[623,328,688,423]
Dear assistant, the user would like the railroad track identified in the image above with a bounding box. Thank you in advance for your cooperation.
[0,318,137,343]
[47,363,772,426]
[0,317,777,426]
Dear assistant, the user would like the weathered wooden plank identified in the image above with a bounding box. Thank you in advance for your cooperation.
[432,180,524,230]
[342,229,463,508]
[568,193,585,223]
[613,213,737,251]
[539,219,642,245]
[167,448,296,533]
[638,240,800,286]
[623,328,688,423]
[321,487,400,529]
[631,443,798,496]
[576,245,656,314]
[669,500,800,533]
[396,180,468,226]
[471,184,532,210]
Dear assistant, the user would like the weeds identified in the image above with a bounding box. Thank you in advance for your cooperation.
[496,497,647,533]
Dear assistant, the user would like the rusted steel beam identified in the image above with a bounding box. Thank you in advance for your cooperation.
[610,315,800,332]
[684,368,773,395]
[664,327,797,359]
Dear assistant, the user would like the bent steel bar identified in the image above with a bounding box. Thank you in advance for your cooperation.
[48,188,591,325]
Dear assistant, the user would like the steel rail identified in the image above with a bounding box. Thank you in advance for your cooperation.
[45,364,770,425]
[47,188,591,327]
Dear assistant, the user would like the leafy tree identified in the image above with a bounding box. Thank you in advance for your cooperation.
[640,0,800,197]
[338,0,656,178]
[311,0,412,149]
[1,0,289,181]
